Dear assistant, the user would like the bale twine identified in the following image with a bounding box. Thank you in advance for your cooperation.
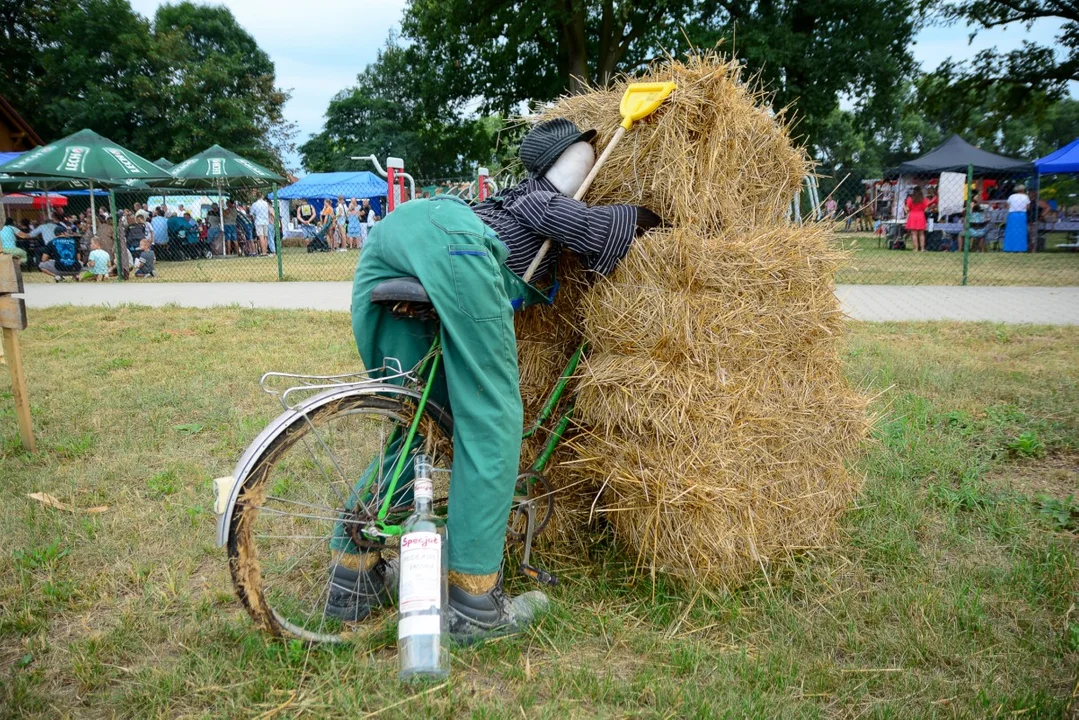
[514,51,869,586]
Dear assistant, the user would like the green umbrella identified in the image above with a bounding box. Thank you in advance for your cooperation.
[154,158,175,170]
[167,145,285,255]
[167,144,284,188]
[0,129,171,233]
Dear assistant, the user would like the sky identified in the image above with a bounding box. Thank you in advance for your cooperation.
[128,0,1065,170]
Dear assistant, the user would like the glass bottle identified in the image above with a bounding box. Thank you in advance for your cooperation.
[397,454,449,681]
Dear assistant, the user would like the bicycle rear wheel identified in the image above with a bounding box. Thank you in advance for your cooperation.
[226,387,452,643]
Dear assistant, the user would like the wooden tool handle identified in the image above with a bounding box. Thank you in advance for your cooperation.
[522,125,628,284]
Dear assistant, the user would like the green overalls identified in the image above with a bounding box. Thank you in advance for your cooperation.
[337,196,547,575]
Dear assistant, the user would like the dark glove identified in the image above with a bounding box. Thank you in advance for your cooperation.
[634,206,665,236]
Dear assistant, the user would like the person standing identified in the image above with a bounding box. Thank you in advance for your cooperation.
[1003,184,1031,253]
[824,196,838,223]
[904,186,934,252]
[250,195,272,256]
[319,198,335,240]
[346,198,365,249]
[151,208,169,250]
[223,200,240,256]
[334,195,348,251]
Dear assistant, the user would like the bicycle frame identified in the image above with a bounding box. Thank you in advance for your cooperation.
[359,337,586,539]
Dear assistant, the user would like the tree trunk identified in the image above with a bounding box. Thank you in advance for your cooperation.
[561,0,589,92]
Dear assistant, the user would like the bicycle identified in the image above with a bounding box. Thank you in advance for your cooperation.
[214,276,580,643]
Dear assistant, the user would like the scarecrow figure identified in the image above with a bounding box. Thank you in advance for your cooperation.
[329,119,662,642]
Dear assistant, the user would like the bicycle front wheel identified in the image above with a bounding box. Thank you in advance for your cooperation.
[226,387,453,643]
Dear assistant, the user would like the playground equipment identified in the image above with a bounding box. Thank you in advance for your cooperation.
[353,155,416,214]
[475,167,498,202]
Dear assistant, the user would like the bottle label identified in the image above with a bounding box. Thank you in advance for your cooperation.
[399,531,441,614]
[398,614,440,639]
[414,477,433,500]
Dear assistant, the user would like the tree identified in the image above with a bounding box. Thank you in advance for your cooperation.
[403,0,695,106]
[144,2,295,172]
[0,0,293,172]
[300,39,503,178]
[0,0,156,146]
[940,0,1078,89]
[400,0,921,151]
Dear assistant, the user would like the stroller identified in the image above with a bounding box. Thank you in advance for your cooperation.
[304,217,333,253]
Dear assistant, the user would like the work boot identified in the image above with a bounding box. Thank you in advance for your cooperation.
[447,572,549,645]
[324,555,396,622]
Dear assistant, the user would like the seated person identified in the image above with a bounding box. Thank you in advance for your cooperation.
[167,211,191,243]
[1,217,28,265]
[968,204,989,252]
[131,237,157,278]
[79,238,112,282]
[295,198,317,237]
[39,233,82,281]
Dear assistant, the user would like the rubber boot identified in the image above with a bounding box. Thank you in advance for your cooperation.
[324,554,396,622]
[446,572,548,645]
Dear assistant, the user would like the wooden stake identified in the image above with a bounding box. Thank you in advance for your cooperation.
[2,327,34,452]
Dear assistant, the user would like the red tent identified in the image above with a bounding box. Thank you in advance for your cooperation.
[0,193,68,208]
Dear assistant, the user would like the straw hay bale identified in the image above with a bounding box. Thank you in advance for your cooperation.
[542,52,806,234]
[513,50,868,586]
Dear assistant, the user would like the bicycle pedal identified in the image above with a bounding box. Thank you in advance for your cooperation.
[520,563,558,587]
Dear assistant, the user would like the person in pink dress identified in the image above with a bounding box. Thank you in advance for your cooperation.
[905,186,935,252]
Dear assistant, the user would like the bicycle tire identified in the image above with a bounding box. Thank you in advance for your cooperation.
[226,387,453,643]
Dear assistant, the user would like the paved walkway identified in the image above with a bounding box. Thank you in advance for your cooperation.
[18,282,1079,325]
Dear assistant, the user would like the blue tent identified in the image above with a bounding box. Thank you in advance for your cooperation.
[1035,138,1079,174]
[278,172,386,216]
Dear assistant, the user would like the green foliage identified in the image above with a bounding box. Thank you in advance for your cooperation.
[0,0,293,172]
[146,470,179,496]
[1034,494,1078,531]
[395,0,921,157]
[12,539,68,571]
[940,0,1078,90]
[1007,431,1046,458]
[300,37,503,178]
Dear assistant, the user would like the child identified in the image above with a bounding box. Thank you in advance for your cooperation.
[132,237,156,278]
[79,238,111,281]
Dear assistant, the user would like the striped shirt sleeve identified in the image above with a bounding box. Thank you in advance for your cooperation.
[502,190,637,275]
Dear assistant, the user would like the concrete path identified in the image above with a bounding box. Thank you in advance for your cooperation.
[19,282,1079,325]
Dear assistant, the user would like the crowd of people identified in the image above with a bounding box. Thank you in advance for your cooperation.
[0,193,294,279]
[820,179,1060,254]
[0,207,158,281]
[293,196,378,252]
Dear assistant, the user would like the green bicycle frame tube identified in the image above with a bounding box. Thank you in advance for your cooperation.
[531,403,574,473]
[377,336,442,524]
[523,342,585,439]
[366,336,583,534]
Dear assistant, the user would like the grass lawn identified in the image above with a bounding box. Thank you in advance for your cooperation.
[21,246,362,284]
[18,233,1079,286]
[1,309,1077,717]
[835,232,1079,286]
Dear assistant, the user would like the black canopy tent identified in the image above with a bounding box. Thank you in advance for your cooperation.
[894,134,1033,177]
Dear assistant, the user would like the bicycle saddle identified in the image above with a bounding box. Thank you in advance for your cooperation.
[370,277,437,320]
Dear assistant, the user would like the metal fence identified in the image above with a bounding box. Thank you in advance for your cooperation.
[815,166,1079,287]
[7,169,1078,286]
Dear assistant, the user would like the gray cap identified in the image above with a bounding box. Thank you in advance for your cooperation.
[520,119,596,178]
